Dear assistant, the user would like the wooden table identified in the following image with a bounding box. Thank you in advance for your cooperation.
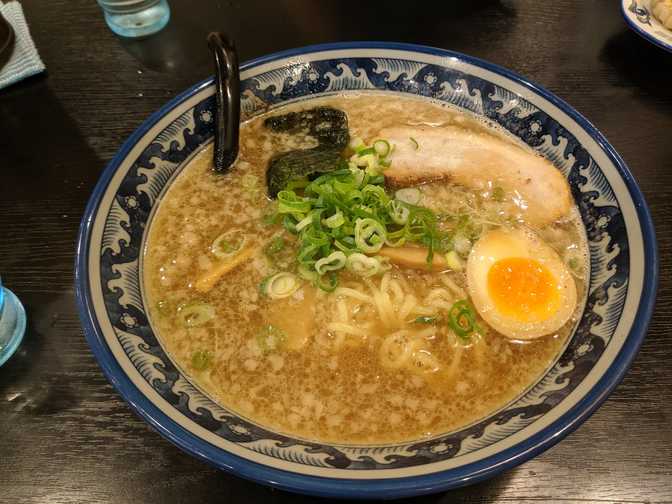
[1,1,670,502]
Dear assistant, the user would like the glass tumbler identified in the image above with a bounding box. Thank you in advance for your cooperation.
[97,0,170,38]
[0,276,26,367]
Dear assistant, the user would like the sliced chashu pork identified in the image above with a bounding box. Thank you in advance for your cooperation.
[381,125,572,226]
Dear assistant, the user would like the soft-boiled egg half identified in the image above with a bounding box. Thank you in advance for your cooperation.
[466,227,577,340]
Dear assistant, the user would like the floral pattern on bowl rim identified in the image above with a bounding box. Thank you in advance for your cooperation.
[75,42,657,499]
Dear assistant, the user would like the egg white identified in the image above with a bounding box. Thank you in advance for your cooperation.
[466,227,577,340]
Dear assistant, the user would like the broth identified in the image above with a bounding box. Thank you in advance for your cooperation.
[143,93,587,444]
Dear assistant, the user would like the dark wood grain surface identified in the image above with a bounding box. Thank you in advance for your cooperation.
[0,1,670,503]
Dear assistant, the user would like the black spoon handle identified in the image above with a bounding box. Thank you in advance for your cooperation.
[207,32,240,173]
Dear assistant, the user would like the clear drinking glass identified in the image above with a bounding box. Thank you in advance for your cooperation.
[97,0,170,38]
[0,276,26,367]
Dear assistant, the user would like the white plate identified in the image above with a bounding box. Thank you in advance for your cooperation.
[622,0,672,53]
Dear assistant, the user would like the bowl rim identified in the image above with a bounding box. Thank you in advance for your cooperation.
[621,0,672,53]
[75,41,658,499]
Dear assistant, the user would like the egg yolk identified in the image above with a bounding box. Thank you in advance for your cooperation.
[487,257,560,322]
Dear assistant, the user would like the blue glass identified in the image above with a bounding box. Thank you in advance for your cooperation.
[0,276,26,367]
[97,0,170,38]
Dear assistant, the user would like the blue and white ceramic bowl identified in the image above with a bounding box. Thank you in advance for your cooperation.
[622,0,672,53]
[75,43,657,499]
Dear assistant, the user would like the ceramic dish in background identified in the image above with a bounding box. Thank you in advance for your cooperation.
[75,42,658,499]
[0,277,26,367]
[622,0,672,53]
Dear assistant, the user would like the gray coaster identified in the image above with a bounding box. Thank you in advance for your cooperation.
[0,12,14,73]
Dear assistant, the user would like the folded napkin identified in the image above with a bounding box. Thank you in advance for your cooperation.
[0,1,45,90]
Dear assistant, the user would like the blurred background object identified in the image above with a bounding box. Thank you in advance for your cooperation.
[0,276,26,367]
[96,0,170,38]
[0,1,44,89]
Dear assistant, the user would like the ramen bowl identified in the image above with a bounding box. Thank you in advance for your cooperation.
[75,42,657,499]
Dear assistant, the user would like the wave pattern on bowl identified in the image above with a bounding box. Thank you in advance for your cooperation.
[96,56,628,471]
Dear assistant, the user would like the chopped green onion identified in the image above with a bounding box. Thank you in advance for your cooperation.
[384,228,407,247]
[262,211,281,226]
[260,272,301,299]
[349,164,365,185]
[409,137,419,150]
[395,188,422,205]
[373,139,391,157]
[177,302,215,328]
[315,251,347,275]
[568,257,579,270]
[316,271,338,292]
[447,300,478,340]
[264,236,286,256]
[277,190,311,214]
[354,217,387,253]
[283,214,298,234]
[353,153,378,174]
[362,184,390,205]
[297,264,318,282]
[191,350,212,370]
[345,253,387,277]
[323,211,345,229]
[388,199,410,225]
[414,316,438,324]
[257,324,287,353]
[333,237,358,254]
[357,147,376,156]
[211,229,246,258]
[273,147,450,290]
[445,250,463,271]
[285,177,310,191]
[295,214,313,232]
[349,137,365,152]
